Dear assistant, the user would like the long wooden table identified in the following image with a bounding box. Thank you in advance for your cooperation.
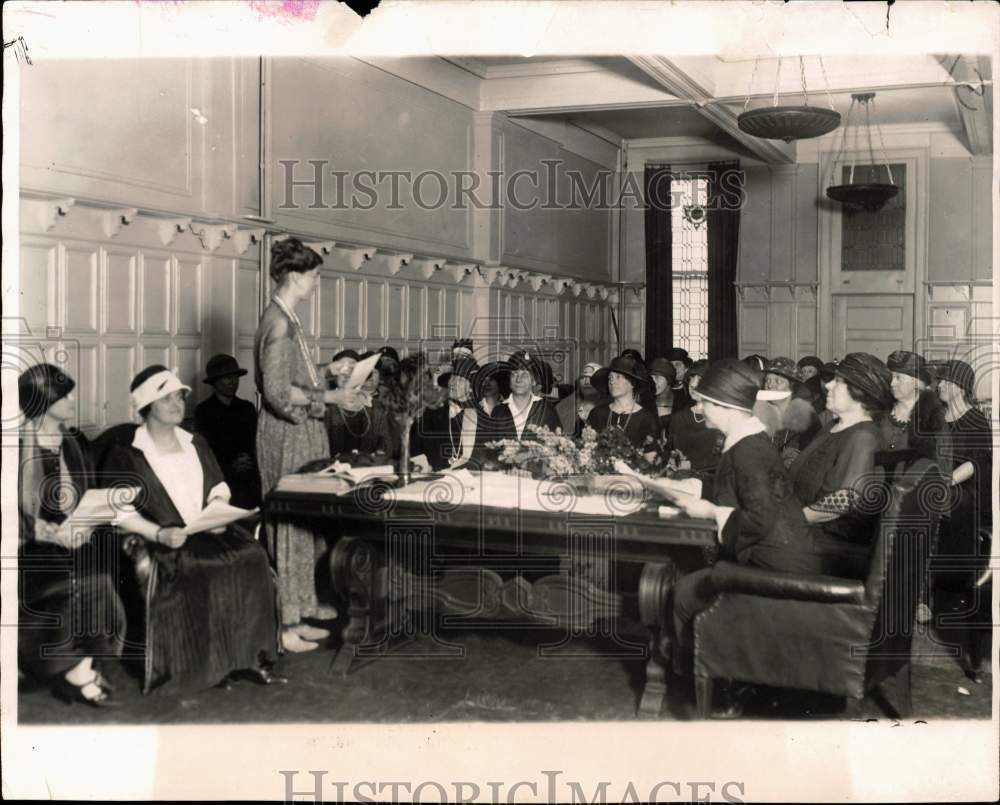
[265,474,718,716]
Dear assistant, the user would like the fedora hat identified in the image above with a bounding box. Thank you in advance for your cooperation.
[203,354,248,384]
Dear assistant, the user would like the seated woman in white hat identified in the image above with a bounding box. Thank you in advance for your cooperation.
[104,365,284,694]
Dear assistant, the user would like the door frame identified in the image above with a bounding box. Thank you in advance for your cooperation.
[817,146,928,358]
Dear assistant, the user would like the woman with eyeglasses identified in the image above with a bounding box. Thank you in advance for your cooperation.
[105,366,283,694]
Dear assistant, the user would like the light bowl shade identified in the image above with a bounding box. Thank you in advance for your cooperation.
[825,183,899,212]
[737,106,841,142]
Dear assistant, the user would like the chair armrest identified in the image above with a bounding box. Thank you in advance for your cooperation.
[711,561,866,604]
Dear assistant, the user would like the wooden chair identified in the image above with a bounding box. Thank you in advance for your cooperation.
[691,458,945,718]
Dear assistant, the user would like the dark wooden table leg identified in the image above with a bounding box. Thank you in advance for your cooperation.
[329,536,384,676]
[636,560,677,718]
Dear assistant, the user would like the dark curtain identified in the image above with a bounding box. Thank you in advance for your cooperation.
[644,165,673,360]
[706,161,743,361]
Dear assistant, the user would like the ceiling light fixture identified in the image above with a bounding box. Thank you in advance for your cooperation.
[736,56,841,143]
[824,92,899,213]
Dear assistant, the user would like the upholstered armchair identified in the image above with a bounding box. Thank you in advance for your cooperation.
[692,459,945,718]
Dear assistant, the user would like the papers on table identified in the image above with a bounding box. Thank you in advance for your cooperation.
[182,499,257,535]
[321,462,396,484]
[68,487,141,524]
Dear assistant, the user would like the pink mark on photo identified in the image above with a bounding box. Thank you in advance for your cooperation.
[247,0,321,22]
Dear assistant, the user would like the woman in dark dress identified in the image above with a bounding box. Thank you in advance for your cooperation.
[640,360,825,712]
[587,356,659,456]
[935,359,992,675]
[879,350,951,477]
[668,361,724,478]
[18,364,126,707]
[788,353,894,576]
[105,366,283,694]
[647,357,677,449]
[325,350,390,459]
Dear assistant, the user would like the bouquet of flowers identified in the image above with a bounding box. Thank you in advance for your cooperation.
[488,425,677,480]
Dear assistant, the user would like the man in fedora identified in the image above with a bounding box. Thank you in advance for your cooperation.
[194,354,261,509]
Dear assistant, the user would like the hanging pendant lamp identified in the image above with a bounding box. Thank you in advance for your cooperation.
[736,56,841,143]
[824,92,899,213]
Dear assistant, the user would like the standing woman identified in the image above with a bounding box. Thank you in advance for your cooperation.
[106,366,283,693]
[255,238,364,652]
[18,364,125,706]
[879,350,950,476]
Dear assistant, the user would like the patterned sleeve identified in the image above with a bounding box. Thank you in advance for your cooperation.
[258,317,309,425]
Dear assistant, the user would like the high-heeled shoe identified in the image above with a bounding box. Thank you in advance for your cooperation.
[51,672,119,708]
[232,665,289,686]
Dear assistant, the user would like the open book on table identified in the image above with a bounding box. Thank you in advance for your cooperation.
[319,461,397,485]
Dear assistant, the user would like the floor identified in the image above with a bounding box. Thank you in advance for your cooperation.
[18,604,992,725]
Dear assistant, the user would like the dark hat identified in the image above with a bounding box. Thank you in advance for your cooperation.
[620,348,645,365]
[590,355,652,396]
[451,338,475,357]
[797,355,824,373]
[647,357,678,385]
[19,363,75,420]
[765,356,802,385]
[820,361,838,383]
[686,359,711,379]
[377,345,400,363]
[577,382,603,402]
[437,356,480,388]
[834,353,894,412]
[473,360,511,399]
[507,350,547,382]
[742,354,767,372]
[695,358,763,412]
[936,359,976,397]
[886,350,930,385]
[666,347,689,362]
[332,348,362,363]
[203,354,248,384]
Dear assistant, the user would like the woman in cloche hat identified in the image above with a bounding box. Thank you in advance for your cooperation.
[628,358,827,715]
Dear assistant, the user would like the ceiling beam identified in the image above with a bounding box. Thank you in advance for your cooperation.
[627,56,796,165]
[937,54,992,156]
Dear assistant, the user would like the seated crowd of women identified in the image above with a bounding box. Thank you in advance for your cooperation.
[17,236,991,709]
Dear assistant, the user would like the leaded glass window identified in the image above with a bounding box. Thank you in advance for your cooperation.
[670,176,709,359]
[841,163,905,272]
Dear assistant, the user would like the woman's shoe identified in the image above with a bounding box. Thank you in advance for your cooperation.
[292,623,331,641]
[281,629,318,653]
[237,665,289,686]
[51,673,119,708]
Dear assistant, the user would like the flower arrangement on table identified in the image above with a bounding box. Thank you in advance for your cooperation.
[376,352,448,484]
[486,425,682,482]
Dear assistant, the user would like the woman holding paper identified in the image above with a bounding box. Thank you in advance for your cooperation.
[18,363,125,707]
[255,238,365,652]
[105,366,283,694]
[635,360,825,711]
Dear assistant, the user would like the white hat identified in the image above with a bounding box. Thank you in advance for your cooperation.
[131,368,191,411]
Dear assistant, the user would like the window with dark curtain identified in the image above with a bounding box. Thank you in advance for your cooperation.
[644,164,672,361]
[706,161,743,361]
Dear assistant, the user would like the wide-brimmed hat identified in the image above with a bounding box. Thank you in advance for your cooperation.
[886,350,930,385]
[203,354,247,384]
[376,345,400,363]
[935,359,976,397]
[590,355,652,396]
[694,358,764,412]
[437,356,480,388]
[765,356,802,385]
[834,353,894,411]
[666,347,690,363]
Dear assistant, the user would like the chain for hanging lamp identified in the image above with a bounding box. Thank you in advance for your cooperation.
[737,55,841,143]
[824,92,899,213]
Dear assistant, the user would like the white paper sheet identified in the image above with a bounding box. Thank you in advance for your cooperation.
[67,487,141,524]
[343,352,381,390]
[182,499,257,535]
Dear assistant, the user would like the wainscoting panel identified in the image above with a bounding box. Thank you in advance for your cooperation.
[62,245,100,336]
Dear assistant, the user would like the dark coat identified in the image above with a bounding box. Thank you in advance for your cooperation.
[194,394,261,508]
[490,397,562,442]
